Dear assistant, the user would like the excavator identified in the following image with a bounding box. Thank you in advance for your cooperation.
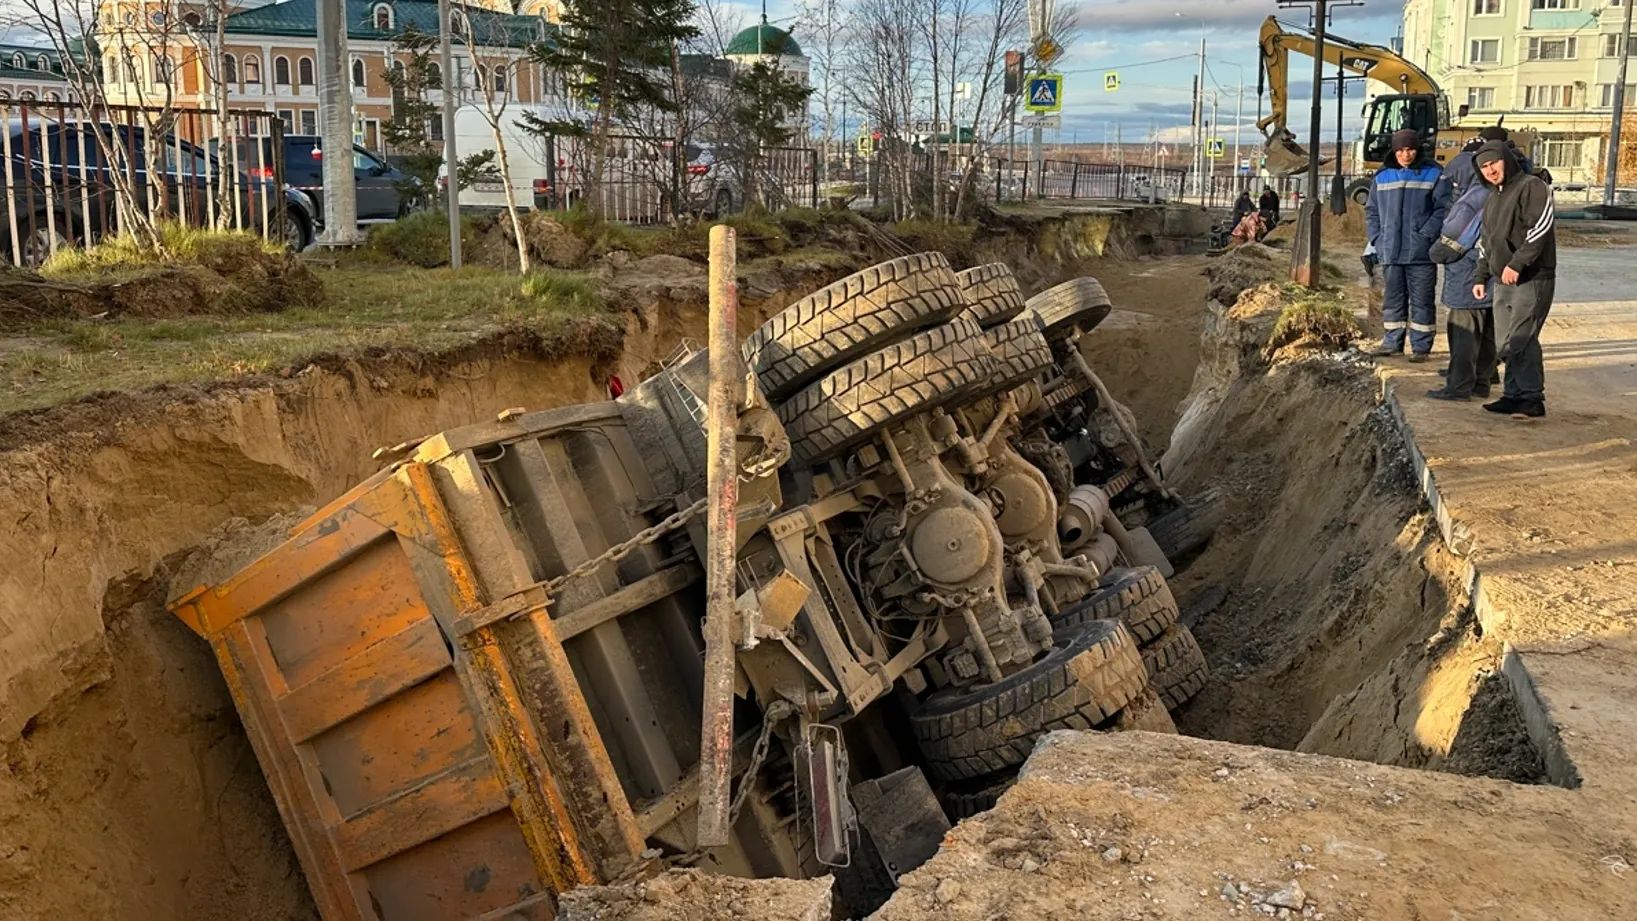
[1257,16,1456,179]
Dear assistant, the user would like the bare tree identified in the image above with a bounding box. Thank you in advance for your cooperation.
[459,8,537,271]
[845,0,922,219]
[795,0,845,188]
[949,0,1028,218]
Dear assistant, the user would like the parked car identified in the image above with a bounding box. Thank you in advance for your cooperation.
[4,118,317,265]
[677,142,740,216]
[212,134,419,232]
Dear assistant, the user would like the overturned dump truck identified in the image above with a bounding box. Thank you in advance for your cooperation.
[170,253,1222,921]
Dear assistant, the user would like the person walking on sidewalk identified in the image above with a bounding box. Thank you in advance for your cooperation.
[1426,137,1496,401]
[1471,140,1556,419]
[1365,129,1451,362]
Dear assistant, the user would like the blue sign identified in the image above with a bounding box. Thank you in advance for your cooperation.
[1025,74,1063,112]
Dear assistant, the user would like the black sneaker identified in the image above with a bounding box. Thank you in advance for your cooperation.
[1510,401,1546,419]
[1473,386,1492,399]
[1408,353,1431,364]
[1484,397,1524,414]
[1437,368,1449,377]
[1368,344,1402,357]
[1426,388,1470,401]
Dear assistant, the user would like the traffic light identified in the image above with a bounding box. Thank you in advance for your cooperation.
[1005,51,1023,96]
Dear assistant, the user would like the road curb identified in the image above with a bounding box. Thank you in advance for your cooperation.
[1378,375,1580,789]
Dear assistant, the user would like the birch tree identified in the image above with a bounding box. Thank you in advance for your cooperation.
[459,8,538,270]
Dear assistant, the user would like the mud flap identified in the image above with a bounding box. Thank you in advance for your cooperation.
[850,767,951,884]
[796,723,854,867]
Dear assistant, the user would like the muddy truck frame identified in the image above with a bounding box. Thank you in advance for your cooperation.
[170,253,1220,921]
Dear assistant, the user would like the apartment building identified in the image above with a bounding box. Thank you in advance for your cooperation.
[1402,0,1636,183]
[0,44,73,102]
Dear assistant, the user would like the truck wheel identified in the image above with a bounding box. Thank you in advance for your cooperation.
[971,311,1052,400]
[777,315,995,466]
[941,769,1018,821]
[1025,276,1114,341]
[910,619,1147,782]
[1114,687,1179,734]
[1049,566,1179,646]
[1142,625,1209,711]
[743,253,966,400]
[956,262,1027,328]
[1146,487,1227,563]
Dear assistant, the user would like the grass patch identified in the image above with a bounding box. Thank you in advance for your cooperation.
[1,263,610,415]
[1264,285,1362,357]
[365,210,487,268]
[891,219,977,262]
[39,223,287,280]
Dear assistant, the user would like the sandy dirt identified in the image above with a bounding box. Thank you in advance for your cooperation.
[1076,255,1211,451]
[557,869,832,921]
[871,731,1635,921]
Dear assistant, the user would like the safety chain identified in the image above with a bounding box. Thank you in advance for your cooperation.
[727,699,796,828]
[543,496,708,595]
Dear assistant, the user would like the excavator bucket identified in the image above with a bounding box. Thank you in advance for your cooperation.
[1262,133,1333,177]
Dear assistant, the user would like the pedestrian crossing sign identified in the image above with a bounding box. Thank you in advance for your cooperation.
[1104,72,1120,92]
[1025,74,1063,112]
[1206,138,1225,158]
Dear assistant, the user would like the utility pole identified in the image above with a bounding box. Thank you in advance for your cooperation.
[316,0,358,245]
[1194,36,1206,205]
[1278,0,1358,286]
[438,0,461,268]
[1210,92,1219,205]
[1606,0,1635,206]
[1234,79,1244,196]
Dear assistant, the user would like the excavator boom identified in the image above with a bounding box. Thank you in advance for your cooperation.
[1256,16,1447,176]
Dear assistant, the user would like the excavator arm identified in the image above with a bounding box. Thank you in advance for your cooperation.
[1256,16,1447,175]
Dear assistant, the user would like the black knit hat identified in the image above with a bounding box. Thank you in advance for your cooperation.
[1474,142,1507,168]
[1390,129,1420,152]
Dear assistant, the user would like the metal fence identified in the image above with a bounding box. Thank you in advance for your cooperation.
[2,100,289,267]
[533,132,819,225]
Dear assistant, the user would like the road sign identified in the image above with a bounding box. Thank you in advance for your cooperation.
[1206,138,1225,159]
[857,134,873,156]
[1025,74,1063,112]
[1104,72,1119,92]
[1034,37,1061,65]
[1022,114,1061,129]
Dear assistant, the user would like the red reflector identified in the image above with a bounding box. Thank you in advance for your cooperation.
[532,178,552,193]
[310,148,322,159]
[608,376,625,398]
[249,166,274,179]
[686,164,709,175]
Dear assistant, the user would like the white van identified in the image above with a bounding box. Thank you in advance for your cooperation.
[438,103,587,212]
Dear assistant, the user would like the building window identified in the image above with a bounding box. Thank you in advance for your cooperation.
[244,54,262,85]
[1602,34,1637,58]
[105,56,119,84]
[35,54,49,71]
[155,56,175,83]
[19,90,36,101]
[449,9,465,33]
[149,10,165,25]
[374,3,393,29]
[426,60,442,87]
[428,115,443,140]
[10,52,23,69]
[123,10,135,24]
[45,91,60,102]
[492,66,507,92]
[1524,84,1578,108]
[183,11,202,27]
[1530,0,1579,8]
[274,55,291,85]
[300,109,316,134]
[1467,86,1496,110]
[277,109,293,133]
[351,58,366,88]
[1539,138,1582,168]
[1473,0,1502,12]
[1470,39,1500,64]
[222,53,238,84]
[1600,82,1635,106]
[1527,37,1578,61]
[299,57,314,85]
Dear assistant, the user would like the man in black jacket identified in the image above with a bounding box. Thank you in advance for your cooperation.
[1471,140,1555,419]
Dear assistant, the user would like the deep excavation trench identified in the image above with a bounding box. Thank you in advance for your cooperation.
[0,215,1542,921]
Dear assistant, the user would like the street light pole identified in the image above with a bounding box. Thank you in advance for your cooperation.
[1606,0,1635,206]
[316,0,358,245]
[439,0,461,268]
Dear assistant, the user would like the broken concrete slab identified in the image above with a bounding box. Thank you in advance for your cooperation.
[556,869,832,921]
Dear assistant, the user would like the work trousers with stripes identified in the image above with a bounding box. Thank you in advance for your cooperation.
[1381,263,1438,355]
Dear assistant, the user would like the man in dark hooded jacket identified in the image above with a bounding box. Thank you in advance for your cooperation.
[1426,135,1496,401]
[1366,128,1451,361]
[1471,140,1556,419]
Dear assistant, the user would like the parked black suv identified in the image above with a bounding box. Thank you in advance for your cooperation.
[215,135,420,232]
[4,118,318,265]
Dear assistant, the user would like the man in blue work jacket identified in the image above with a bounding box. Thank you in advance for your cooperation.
[1365,128,1452,362]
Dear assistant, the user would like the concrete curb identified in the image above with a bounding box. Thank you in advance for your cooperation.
[1377,376,1580,789]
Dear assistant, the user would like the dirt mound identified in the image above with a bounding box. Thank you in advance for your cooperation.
[1204,243,1284,306]
[1,243,321,331]
[557,869,832,921]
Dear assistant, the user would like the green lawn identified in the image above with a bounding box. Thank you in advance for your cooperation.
[0,263,610,415]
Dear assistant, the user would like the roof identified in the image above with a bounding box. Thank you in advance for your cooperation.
[0,44,68,83]
[725,22,802,58]
[224,0,545,47]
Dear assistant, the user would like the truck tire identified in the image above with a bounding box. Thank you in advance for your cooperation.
[743,252,965,400]
[910,619,1147,782]
[1142,625,1209,711]
[1147,487,1227,563]
[1114,687,1179,734]
[777,315,995,466]
[956,263,1027,328]
[942,770,1019,821]
[1025,277,1114,341]
[971,312,1052,399]
[1049,566,1179,646]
